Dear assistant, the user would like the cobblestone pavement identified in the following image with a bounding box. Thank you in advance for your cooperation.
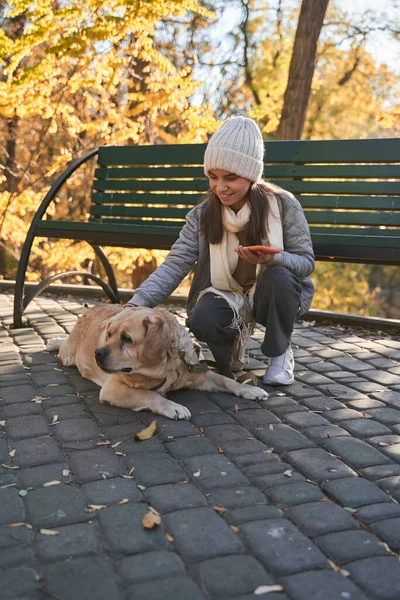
[1,293,400,599]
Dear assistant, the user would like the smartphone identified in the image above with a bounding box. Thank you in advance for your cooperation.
[244,245,281,254]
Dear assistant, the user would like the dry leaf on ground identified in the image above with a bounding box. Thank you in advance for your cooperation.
[142,509,161,529]
[193,469,201,477]
[43,480,61,487]
[254,585,284,595]
[40,529,60,536]
[134,421,157,441]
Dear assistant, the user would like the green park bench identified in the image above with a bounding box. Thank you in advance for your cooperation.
[13,139,400,328]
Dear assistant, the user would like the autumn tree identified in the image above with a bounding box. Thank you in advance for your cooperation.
[276,0,330,140]
[0,0,217,286]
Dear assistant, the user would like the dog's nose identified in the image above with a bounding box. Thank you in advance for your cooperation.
[95,347,108,363]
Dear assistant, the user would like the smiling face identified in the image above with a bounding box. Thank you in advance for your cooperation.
[208,169,252,213]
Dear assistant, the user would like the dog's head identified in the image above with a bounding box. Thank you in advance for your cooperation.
[94,307,176,377]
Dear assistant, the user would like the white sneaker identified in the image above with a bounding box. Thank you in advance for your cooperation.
[263,345,294,385]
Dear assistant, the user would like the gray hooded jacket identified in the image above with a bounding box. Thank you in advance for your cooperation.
[127,191,315,316]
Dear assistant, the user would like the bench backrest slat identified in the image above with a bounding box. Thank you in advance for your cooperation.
[76,139,400,263]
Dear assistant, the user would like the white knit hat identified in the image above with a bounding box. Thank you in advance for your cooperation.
[204,116,264,182]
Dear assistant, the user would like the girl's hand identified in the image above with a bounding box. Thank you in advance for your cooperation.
[234,245,275,265]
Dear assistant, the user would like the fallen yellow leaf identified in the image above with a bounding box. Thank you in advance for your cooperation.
[43,480,61,487]
[142,510,161,529]
[134,421,157,441]
[40,529,60,536]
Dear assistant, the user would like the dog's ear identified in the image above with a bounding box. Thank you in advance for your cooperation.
[142,315,175,362]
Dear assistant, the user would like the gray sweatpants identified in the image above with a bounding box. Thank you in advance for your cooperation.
[186,266,302,375]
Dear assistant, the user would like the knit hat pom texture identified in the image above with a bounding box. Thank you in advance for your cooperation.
[204,116,264,182]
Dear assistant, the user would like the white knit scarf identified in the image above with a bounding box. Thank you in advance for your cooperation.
[210,195,284,294]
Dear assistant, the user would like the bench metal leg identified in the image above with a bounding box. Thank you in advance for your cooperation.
[91,245,119,299]
[21,271,120,314]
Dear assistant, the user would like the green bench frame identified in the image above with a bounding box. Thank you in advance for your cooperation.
[13,139,400,327]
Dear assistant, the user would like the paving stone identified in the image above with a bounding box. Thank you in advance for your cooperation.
[98,502,168,554]
[182,454,248,491]
[315,529,387,563]
[239,518,328,575]
[249,424,315,453]
[165,435,218,458]
[253,470,305,489]
[0,384,36,404]
[283,411,330,429]
[269,404,308,417]
[0,487,25,525]
[30,369,70,387]
[264,482,325,505]
[0,566,40,599]
[34,521,104,561]
[193,412,236,427]
[140,415,200,440]
[0,544,35,569]
[369,518,400,549]
[144,482,207,513]
[372,390,400,409]
[281,570,368,600]
[209,391,265,412]
[1,402,43,418]
[284,447,357,483]
[362,370,400,385]
[204,423,254,444]
[378,443,400,463]
[347,398,386,410]
[44,557,122,600]
[288,500,359,537]
[81,477,142,505]
[326,437,391,469]
[68,447,125,483]
[118,550,185,584]
[232,452,280,468]
[360,464,400,480]
[330,356,371,372]
[36,383,76,397]
[54,418,103,442]
[322,477,391,507]
[354,502,400,523]
[233,409,282,430]
[365,408,400,425]
[42,396,84,411]
[124,576,205,600]
[376,475,400,494]
[341,419,392,438]
[345,556,400,599]
[218,439,270,456]
[244,459,291,478]
[12,435,63,468]
[0,525,30,550]
[300,396,346,411]
[191,554,273,598]
[162,507,244,562]
[226,505,283,525]
[206,486,267,509]
[24,484,88,527]
[324,408,365,423]
[303,425,351,443]
[6,414,50,439]
[18,462,72,488]
[125,452,188,487]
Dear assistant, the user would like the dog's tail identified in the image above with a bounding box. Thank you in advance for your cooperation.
[46,337,67,352]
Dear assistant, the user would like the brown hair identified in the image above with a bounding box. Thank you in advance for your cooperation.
[200,181,284,245]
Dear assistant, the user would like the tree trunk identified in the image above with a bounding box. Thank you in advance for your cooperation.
[276,0,330,140]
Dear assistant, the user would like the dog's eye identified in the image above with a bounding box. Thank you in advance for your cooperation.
[121,333,132,345]
[107,330,112,339]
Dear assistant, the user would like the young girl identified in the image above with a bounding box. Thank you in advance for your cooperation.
[126,117,315,385]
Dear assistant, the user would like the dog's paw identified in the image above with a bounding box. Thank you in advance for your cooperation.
[158,401,191,420]
[238,386,269,401]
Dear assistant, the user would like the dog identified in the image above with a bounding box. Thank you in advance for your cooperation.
[47,304,268,420]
